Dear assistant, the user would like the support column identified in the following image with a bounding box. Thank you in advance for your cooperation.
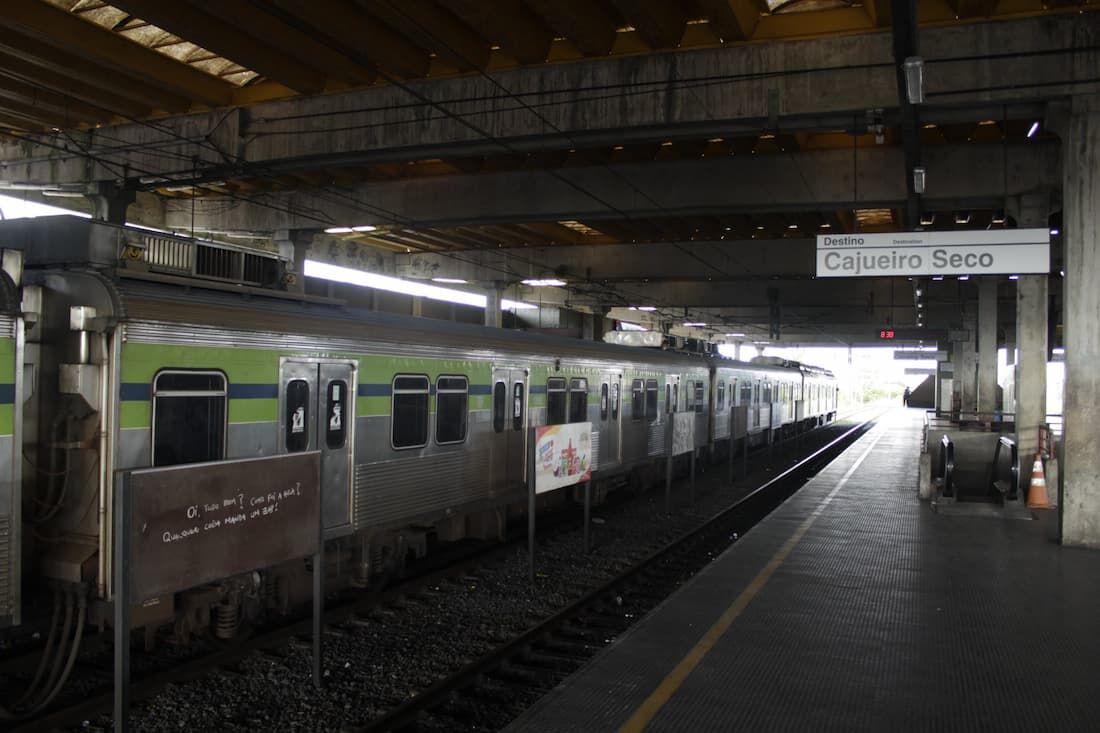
[1062,94,1100,547]
[1007,191,1051,493]
[88,181,136,224]
[976,278,998,414]
[957,307,978,413]
[411,296,423,318]
[484,283,503,328]
[274,229,313,295]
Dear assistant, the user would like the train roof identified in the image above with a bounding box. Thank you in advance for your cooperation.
[2,216,832,378]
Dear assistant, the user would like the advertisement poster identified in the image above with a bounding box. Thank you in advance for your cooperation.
[534,423,592,494]
[671,412,695,456]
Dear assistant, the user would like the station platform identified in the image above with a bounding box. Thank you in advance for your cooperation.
[507,408,1100,732]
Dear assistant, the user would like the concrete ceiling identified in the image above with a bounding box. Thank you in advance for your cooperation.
[0,1,1093,345]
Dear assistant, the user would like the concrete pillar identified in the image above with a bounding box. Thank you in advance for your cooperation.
[484,284,503,328]
[411,296,423,318]
[1062,94,1100,547]
[88,181,136,224]
[734,341,743,361]
[274,229,312,295]
[1007,191,1050,492]
[957,307,978,413]
[976,278,998,414]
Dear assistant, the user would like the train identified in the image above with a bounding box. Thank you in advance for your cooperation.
[0,216,835,707]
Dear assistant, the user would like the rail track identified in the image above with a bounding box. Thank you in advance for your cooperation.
[3,411,879,732]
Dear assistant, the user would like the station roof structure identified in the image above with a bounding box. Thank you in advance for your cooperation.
[0,0,1094,345]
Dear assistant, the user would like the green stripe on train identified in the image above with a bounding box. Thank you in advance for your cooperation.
[0,338,14,385]
[0,404,12,436]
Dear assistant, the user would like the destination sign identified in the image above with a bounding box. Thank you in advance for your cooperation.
[815,229,1049,277]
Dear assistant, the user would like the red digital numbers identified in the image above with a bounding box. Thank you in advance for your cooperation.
[879,329,896,339]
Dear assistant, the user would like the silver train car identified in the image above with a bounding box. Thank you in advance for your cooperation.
[0,216,836,647]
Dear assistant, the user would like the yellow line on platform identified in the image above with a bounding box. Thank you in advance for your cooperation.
[618,427,887,733]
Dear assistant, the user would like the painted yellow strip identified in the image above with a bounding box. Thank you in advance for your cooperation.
[619,427,886,733]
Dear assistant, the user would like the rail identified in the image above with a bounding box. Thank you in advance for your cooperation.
[939,435,955,498]
[988,436,1019,501]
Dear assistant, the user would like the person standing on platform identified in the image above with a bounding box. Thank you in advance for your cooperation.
[902,387,911,407]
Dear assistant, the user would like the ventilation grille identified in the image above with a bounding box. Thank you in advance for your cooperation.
[133,231,284,288]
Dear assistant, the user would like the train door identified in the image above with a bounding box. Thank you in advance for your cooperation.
[279,359,356,536]
[492,366,528,490]
[598,371,622,469]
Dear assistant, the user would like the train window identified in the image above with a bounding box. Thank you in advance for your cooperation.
[436,376,468,444]
[569,378,588,423]
[285,379,311,453]
[717,382,725,411]
[753,383,761,405]
[513,382,525,430]
[672,382,678,412]
[693,382,704,413]
[631,379,643,421]
[645,379,658,422]
[600,383,609,421]
[665,384,672,414]
[153,370,227,467]
[547,377,567,425]
[763,383,772,403]
[611,382,620,420]
[325,380,348,449]
[392,375,429,449]
[493,382,507,433]
[741,381,752,406]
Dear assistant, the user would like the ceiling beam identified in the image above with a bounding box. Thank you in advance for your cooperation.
[697,0,761,42]
[195,2,375,87]
[526,0,619,57]
[948,0,1000,18]
[0,29,184,113]
[435,0,554,65]
[609,0,688,48]
[0,95,97,130]
[752,7,876,38]
[365,0,491,73]
[107,0,325,94]
[0,0,233,108]
[271,0,428,80]
[0,74,116,125]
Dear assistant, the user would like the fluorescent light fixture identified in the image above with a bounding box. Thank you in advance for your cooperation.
[521,278,566,287]
[683,322,706,327]
[1009,275,1019,280]
[726,332,745,337]
[920,213,935,226]
[753,340,770,345]
[352,225,377,232]
[991,212,1006,224]
[40,190,85,198]
[917,303,923,309]
[629,305,657,312]
[324,226,355,234]
[1027,121,1040,138]
[0,194,91,220]
[1053,347,1065,355]
[903,56,925,104]
[787,223,798,230]
[304,260,535,309]
[915,288,922,296]
[955,212,971,225]
[932,276,944,281]
[958,275,969,281]
[619,322,647,331]
[431,277,467,284]
[1050,228,1060,236]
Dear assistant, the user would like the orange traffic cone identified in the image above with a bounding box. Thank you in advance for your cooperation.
[1026,453,1051,509]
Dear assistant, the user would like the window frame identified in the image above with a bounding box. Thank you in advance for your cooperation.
[435,375,469,445]
[547,377,567,425]
[611,382,620,420]
[568,377,589,423]
[493,381,507,433]
[631,378,644,421]
[152,369,228,467]
[513,381,525,431]
[645,379,659,422]
[600,382,609,421]
[324,379,348,450]
[391,373,431,450]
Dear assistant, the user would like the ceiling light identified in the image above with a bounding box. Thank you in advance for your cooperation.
[958,275,969,281]
[632,305,657,311]
[919,213,935,226]
[324,226,355,234]
[726,332,745,337]
[431,277,467,284]
[1027,121,1040,138]
[304,260,535,309]
[756,225,765,230]
[521,278,566,287]
[917,303,923,309]
[915,288,922,296]
[1050,228,1060,236]
[912,166,926,194]
[955,212,971,225]
[820,223,831,229]
[1009,275,1019,280]
[787,224,798,230]
[991,211,1006,224]
[683,322,706,327]
[932,276,944,281]
[352,225,377,232]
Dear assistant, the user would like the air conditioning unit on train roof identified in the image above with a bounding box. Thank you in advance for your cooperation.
[603,330,663,348]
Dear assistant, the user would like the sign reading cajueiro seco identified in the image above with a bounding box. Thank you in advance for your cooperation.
[815,229,1050,277]
[533,423,593,494]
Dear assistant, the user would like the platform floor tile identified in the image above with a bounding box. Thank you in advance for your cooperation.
[507,409,1100,732]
